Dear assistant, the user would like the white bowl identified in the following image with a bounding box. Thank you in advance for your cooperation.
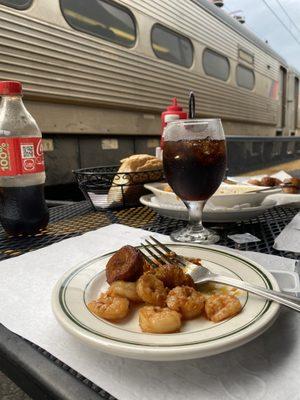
[144,182,280,209]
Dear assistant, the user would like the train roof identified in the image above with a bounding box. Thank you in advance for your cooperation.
[290,66,300,77]
[192,0,288,67]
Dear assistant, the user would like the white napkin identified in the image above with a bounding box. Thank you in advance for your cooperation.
[273,212,300,253]
[0,224,299,400]
[270,170,294,181]
[229,170,292,184]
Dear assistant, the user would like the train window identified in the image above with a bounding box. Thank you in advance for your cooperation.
[0,0,32,9]
[238,48,254,65]
[236,65,255,90]
[151,24,193,68]
[202,49,230,81]
[60,0,136,48]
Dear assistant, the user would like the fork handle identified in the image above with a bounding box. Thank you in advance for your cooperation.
[203,275,300,312]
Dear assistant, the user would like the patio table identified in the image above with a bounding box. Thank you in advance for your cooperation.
[0,201,299,400]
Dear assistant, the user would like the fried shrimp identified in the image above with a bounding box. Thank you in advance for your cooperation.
[150,265,195,289]
[136,273,168,306]
[167,286,205,320]
[87,293,129,321]
[139,306,181,333]
[205,294,242,322]
[108,281,142,302]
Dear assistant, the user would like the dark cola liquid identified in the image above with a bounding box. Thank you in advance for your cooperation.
[163,139,227,201]
[0,184,49,235]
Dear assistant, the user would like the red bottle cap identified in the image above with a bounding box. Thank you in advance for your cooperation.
[160,98,187,149]
[0,81,22,95]
[163,98,187,117]
[161,98,187,127]
[166,98,183,112]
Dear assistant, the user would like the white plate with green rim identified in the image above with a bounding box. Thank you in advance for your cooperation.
[52,244,280,361]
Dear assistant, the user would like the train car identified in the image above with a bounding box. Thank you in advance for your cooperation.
[0,0,299,188]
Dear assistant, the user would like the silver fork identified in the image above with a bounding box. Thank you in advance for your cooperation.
[141,236,300,313]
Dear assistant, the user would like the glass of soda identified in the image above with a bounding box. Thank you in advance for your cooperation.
[163,118,227,244]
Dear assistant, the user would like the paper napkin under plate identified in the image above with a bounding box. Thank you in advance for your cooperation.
[0,224,299,400]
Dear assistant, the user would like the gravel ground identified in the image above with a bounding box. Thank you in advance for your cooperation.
[0,371,32,400]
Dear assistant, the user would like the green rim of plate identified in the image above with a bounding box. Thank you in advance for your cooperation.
[82,261,249,336]
[58,245,272,348]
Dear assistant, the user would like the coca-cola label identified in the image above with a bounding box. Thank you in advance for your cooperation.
[0,137,45,176]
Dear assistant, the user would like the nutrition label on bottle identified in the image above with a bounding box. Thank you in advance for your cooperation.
[0,137,45,176]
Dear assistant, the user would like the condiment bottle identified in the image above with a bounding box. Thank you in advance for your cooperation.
[156,98,187,159]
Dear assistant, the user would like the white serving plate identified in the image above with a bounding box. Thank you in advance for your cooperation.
[227,174,300,206]
[228,171,293,186]
[52,244,279,361]
[140,194,276,223]
[144,182,280,209]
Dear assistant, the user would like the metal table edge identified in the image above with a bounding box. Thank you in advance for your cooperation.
[0,324,111,400]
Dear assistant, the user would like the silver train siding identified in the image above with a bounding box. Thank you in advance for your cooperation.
[0,0,299,189]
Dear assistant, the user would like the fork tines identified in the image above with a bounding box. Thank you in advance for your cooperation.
[140,236,186,268]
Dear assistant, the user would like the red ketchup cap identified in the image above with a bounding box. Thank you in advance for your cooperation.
[160,98,187,149]
[161,98,187,128]
[0,81,22,95]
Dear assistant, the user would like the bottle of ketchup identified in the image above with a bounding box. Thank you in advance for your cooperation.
[156,98,187,159]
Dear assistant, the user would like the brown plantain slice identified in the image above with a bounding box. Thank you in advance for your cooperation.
[106,245,146,284]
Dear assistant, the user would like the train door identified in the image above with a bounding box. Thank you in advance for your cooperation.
[277,67,287,131]
[294,77,299,130]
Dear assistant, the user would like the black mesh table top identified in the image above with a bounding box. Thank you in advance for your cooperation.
[0,201,299,261]
[0,202,299,400]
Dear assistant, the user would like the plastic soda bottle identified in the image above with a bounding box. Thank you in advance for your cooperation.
[0,81,49,235]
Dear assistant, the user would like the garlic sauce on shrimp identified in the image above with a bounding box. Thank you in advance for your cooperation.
[167,286,205,320]
[108,281,142,302]
[205,294,242,323]
[88,293,129,321]
[150,265,195,289]
[136,273,168,306]
[139,306,181,333]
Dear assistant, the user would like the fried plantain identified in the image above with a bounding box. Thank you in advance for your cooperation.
[106,245,146,284]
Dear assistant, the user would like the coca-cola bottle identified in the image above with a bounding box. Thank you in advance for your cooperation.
[0,81,49,235]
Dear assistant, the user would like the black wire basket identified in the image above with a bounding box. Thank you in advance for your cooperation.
[73,165,164,210]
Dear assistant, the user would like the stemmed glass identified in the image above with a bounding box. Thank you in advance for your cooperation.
[163,119,227,244]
